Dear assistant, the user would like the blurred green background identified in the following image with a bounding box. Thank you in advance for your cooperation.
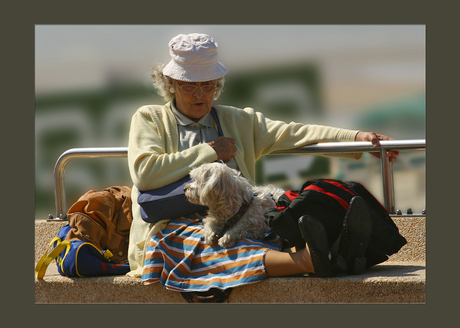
[35,25,425,219]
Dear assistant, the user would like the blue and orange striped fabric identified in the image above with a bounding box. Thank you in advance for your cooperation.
[141,214,282,292]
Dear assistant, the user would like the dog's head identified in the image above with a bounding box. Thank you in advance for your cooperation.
[184,162,253,211]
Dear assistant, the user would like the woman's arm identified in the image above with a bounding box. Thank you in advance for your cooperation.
[127,107,217,191]
[250,109,399,162]
[247,108,361,159]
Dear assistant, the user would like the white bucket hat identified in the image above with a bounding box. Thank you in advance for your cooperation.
[162,33,228,82]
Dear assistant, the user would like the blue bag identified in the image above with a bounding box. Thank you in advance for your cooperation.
[137,107,223,223]
[138,175,208,223]
[36,224,130,278]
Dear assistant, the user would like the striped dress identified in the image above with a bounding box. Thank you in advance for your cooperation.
[141,212,282,292]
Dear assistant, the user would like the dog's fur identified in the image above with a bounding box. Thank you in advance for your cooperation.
[184,162,285,248]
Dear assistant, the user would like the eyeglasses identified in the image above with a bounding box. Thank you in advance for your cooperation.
[175,81,217,95]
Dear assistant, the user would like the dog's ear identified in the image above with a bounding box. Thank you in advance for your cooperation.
[199,165,236,205]
[198,166,220,205]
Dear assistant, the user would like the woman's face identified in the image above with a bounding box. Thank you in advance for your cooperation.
[171,79,216,122]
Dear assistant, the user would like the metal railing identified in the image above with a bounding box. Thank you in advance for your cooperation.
[48,139,426,221]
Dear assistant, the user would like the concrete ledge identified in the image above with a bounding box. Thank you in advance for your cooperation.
[229,261,425,303]
[389,216,425,262]
[35,216,426,303]
[35,260,425,303]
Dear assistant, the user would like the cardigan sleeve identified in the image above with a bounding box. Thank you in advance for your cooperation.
[127,105,218,191]
[246,107,362,160]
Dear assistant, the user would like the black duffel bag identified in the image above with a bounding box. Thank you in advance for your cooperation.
[264,179,407,269]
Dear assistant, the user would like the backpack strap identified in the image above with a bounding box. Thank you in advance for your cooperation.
[210,107,224,137]
[35,237,70,279]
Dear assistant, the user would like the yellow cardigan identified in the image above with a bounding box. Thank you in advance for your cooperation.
[126,102,361,276]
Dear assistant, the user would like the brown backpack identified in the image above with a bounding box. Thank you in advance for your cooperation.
[65,186,133,264]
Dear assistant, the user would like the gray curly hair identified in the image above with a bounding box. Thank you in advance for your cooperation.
[151,64,225,101]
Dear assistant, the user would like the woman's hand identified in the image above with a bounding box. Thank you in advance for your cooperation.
[355,131,400,162]
[208,136,237,162]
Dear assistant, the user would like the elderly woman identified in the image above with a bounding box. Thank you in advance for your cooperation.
[127,33,399,294]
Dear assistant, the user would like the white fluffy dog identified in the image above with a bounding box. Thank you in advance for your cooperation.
[184,162,285,248]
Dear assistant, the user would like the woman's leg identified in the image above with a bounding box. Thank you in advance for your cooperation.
[264,245,314,277]
[264,199,374,278]
[264,215,347,277]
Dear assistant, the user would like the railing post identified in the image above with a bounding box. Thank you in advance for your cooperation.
[49,147,129,221]
[380,148,395,214]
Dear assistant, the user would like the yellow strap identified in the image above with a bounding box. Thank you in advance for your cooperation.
[35,238,71,279]
[104,249,113,259]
